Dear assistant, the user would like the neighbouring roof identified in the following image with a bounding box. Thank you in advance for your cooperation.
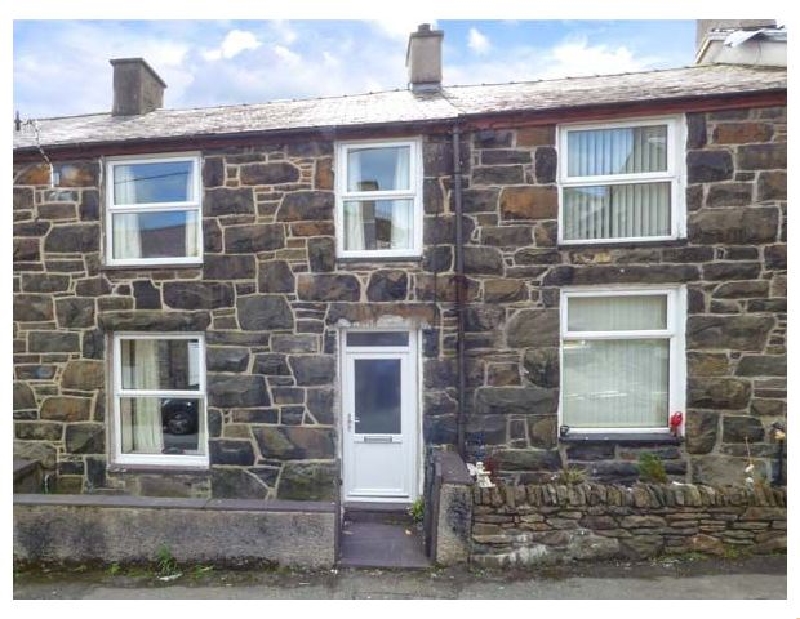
[13,63,786,151]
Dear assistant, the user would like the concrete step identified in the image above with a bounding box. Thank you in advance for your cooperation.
[343,502,413,525]
[338,522,429,569]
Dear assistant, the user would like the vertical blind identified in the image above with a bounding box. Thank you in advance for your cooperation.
[563,124,671,241]
[563,294,671,429]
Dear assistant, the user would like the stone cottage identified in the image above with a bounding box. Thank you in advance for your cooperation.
[13,21,786,511]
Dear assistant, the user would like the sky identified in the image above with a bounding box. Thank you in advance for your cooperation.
[12,19,701,119]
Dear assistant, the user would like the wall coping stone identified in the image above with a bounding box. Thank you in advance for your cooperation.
[474,483,786,509]
[14,459,39,481]
[435,451,474,486]
[14,493,336,513]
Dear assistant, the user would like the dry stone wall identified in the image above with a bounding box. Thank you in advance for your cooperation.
[471,482,787,566]
[12,104,787,498]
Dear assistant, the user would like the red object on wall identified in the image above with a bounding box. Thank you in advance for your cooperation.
[670,412,684,437]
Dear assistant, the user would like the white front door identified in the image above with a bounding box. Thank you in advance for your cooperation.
[342,330,418,503]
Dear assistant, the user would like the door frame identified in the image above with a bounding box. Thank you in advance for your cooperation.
[338,326,422,504]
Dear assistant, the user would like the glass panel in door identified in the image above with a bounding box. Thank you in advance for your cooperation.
[353,359,401,434]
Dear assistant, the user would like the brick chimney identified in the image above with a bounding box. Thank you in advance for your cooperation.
[406,24,444,94]
[110,58,167,116]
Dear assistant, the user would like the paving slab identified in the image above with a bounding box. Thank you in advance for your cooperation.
[339,522,429,568]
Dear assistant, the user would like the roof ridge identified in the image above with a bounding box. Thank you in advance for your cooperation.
[19,63,785,124]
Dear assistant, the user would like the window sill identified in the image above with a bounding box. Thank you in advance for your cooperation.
[559,432,680,445]
[336,255,423,264]
[556,238,688,251]
[107,463,210,475]
[100,262,203,272]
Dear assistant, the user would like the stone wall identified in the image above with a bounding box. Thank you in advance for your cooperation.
[455,107,787,486]
[12,104,787,498]
[14,494,335,567]
[471,482,786,566]
[12,134,460,499]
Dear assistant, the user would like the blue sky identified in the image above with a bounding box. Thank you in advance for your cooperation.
[14,19,699,118]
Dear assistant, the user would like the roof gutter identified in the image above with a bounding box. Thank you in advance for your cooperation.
[13,87,786,162]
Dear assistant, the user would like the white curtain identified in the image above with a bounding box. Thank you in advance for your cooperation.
[564,125,670,240]
[345,151,365,250]
[563,295,669,428]
[121,339,164,454]
[184,166,199,258]
[390,148,411,249]
[113,165,142,259]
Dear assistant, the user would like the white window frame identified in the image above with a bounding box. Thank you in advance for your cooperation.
[558,285,686,434]
[105,153,203,267]
[556,116,686,245]
[334,138,423,259]
[112,331,208,467]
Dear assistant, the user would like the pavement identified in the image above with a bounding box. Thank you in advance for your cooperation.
[13,554,788,601]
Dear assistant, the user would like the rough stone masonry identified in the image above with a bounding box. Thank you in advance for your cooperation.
[12,105,786,499]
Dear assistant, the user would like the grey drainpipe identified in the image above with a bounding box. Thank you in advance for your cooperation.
[452,122,467,460]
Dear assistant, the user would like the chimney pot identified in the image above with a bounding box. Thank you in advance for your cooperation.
[110,58,167,116]
[406,23,444,94]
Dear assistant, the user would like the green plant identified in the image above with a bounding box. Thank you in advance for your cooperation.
[408,498,424,523]
[552,464,587,485]
[155,544,179,577]
[637,453,668,483]
[107,563,121,576]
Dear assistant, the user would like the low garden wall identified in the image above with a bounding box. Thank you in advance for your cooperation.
[14,494,336,568]
[471,483,786,566]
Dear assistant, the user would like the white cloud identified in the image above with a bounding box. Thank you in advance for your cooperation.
[203,29,261,61]
[14,21,677,120]
[539,38,649,79]
[271,19,297,45]
[467,27,490,55]
[446,37,659,86]
[273,44,302,66]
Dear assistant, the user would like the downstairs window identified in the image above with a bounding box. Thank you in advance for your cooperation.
[560,287,686,432]
[112,332,207,466]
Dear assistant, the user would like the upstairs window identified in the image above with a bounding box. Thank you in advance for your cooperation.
[335,140,422,258]
[557,118,685,243]
[106,154,202,266]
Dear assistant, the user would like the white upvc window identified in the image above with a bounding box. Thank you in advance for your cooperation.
[335,139,423,259]
[557,117,686,244]
[112,332,208,467]
[105,153,203,266]
[559,286,686,433]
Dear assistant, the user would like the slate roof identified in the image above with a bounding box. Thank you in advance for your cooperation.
[13,64,786,151]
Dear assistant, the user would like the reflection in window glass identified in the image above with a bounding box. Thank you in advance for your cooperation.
[354,359,401,434]
[112,211,201,260]
[120,397,202,455]
[347,332,410,347]
[120,338,202,390]
[113,161,193,204]
[346,146,410,192]
[343,199,413,250]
